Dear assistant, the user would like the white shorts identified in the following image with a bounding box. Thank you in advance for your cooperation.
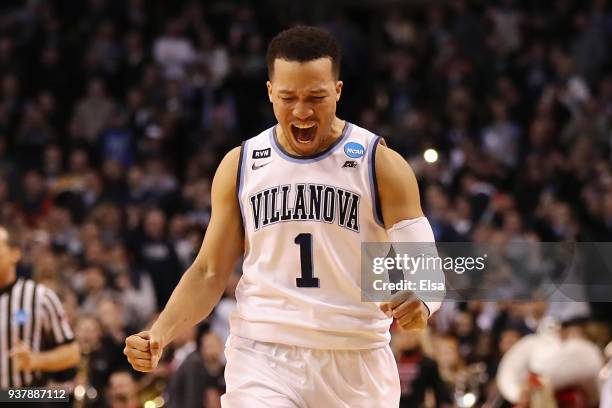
[221,335,400,408]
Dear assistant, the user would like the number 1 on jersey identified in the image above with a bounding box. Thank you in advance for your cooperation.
[294,233,319,287]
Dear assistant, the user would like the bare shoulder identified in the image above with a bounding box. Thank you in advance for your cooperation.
[375,142,418,193]
[217,146,242,175]
[374,142,423,227]
[211,146,242,196]
[375,142,413,176]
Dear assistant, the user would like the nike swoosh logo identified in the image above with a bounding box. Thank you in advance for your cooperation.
[252,161,272,170]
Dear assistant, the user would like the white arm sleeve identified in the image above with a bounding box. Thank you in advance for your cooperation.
[387,217,444,317]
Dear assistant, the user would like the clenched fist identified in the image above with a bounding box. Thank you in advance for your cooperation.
[124,331,163,372]
[380,291,428,331]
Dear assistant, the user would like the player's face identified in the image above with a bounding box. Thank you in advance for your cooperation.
[267,58,343,156]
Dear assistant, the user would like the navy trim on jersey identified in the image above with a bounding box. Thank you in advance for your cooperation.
[237,140,248,230]
[270,122,352,163]
[368,136,385,227]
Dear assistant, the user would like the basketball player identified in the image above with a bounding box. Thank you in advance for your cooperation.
[125,26,443,407]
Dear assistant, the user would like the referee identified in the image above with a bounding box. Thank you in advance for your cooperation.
[0,226,80,389]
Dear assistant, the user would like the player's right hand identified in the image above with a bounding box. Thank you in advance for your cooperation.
[379,290,428,331]
[124,331,163,372]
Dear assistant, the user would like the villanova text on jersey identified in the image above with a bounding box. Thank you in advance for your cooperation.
[249,183,361,232]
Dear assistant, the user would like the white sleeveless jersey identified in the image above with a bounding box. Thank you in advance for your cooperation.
[231,122,392,349]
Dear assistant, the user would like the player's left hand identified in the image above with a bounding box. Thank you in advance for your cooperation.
[10,340,38,371]
[379,291,428,331]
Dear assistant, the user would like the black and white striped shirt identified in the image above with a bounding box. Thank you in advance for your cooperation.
[0,278,75,388]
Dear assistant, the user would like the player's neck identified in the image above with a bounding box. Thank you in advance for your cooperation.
[277,117,345,156]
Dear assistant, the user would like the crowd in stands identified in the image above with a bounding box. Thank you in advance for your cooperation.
[1,0,611,406]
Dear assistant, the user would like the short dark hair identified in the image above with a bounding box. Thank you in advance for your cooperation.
[266,26,341,79]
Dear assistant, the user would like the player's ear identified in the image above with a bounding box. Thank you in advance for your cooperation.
[266,81,273,103]
[335,81,343,102]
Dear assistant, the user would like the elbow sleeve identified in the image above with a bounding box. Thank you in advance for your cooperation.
[387,217,445,317]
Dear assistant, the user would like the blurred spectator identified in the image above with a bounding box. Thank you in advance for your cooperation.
[98,296,130,345]
[114,268,157,330]
[16,102,56,168]
[392,329,452,407]
[76,265,113,315]
[132,209,183,311]
[106,370,140,408]
[75,314,129,404]
[99,110,134,169]
[71,78,115,144]
[170,327,197,371]
[481,99,520,168]
[14,170,53,227]
[166,329,225,408]
[153,19,195,80]
[450,310,480,360]
[118,30,149,92]
[140,158,178,200]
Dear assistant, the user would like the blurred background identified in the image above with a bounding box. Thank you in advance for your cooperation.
[0,0,611,407]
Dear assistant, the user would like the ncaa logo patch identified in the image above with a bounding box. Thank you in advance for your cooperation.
[344,142,365,159]
[14,309,29,325]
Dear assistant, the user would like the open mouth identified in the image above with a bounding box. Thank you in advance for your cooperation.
[290,123,317,144]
